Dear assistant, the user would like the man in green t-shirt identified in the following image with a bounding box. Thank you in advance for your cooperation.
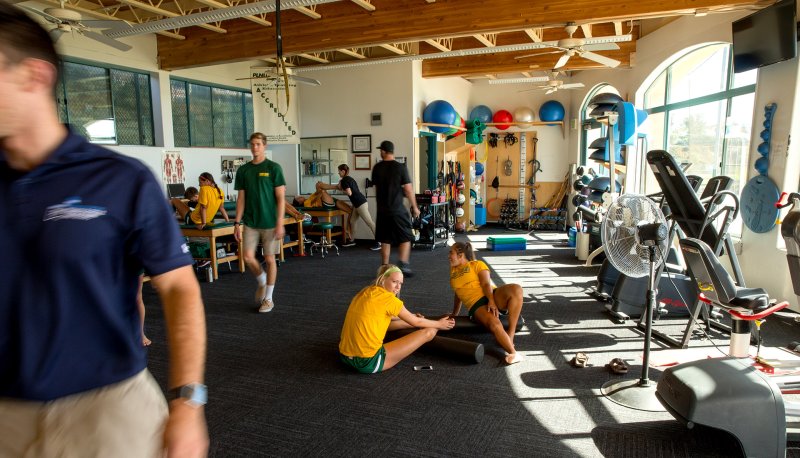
[234,132,286,313]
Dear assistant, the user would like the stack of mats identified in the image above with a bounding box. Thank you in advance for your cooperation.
[486,236,526,251]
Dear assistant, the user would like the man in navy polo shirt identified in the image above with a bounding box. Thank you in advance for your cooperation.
[0,4,208,456]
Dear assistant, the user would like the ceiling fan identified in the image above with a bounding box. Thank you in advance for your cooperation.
[506,71,585,94]
[20,4,132,52]
[515,23,629,69]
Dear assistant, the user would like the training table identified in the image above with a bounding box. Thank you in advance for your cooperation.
[298,207,349,245]
[180,222,244,280]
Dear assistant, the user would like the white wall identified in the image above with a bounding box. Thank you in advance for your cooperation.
[297,62,415,238]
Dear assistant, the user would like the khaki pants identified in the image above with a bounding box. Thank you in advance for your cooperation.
[0,370,168,458]
[351,204,376,237]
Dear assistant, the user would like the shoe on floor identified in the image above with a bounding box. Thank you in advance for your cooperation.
[570,352,589,368]
[258,298,275,313]
[505,352,523,365]
[606,357,628,374]
[342,239,357,247]
[255,283,267,304]
[370,242,382,251]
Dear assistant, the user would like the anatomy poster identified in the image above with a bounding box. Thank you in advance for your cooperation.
[250,67,300,144]
[162,151,184,184]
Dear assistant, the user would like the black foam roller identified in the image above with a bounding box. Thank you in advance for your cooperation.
[448,315,525,332]
[388,330,483,364]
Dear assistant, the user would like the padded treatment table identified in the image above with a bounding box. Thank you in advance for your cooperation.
[180,221,244,280]
[388,329,484,364]
[297,207,349,245]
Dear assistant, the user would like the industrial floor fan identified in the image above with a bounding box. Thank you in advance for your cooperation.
[600,194,669,411]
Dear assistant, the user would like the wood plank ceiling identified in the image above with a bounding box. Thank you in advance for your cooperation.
[23,0,770,80]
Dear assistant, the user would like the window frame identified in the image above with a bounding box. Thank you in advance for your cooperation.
[169,77,253,148]
[57,58,155,146]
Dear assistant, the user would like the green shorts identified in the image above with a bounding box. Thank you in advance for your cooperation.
[467,296,508,319]
[468,297,490,318]
[340,346,386,374]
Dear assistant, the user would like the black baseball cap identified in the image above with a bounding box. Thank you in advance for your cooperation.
[377,140,394,153]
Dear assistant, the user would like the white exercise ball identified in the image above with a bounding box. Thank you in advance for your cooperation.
[514,107,535,127]
[457,193,466,204]
[456,207,465,218]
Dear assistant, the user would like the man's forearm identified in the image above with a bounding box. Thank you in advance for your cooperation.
[153,267,207,389]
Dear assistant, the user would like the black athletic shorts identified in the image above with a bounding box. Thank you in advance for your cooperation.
[375,211,413,245]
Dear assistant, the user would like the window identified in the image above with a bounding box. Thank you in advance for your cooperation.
[170,79,254,148]
[642,43,757,234]
[57,61,154,145]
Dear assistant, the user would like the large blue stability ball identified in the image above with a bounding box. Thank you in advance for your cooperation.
[423,100,457,133]
[539,100,565,122]
[469,105,493,124]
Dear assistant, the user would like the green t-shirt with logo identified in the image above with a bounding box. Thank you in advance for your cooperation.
[234,159,286,229]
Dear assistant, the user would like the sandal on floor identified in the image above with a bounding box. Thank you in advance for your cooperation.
[570,352,589,368]
[606,358,628,375]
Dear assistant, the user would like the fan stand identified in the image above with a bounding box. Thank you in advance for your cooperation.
[600,245,666,412]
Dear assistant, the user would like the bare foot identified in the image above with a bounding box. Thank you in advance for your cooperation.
[142,335,152,346]
[505,352,523,365]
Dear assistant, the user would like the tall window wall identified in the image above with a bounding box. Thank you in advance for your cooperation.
[57,60,154,145]
[641,43,756,198]
[170,79,254,148]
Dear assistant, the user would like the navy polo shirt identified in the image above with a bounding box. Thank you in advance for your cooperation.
[0,130,193,401]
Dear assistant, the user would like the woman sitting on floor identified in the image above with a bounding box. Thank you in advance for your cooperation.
[448,241,524,365]
[171,172,229,229]
[339,264,454,374]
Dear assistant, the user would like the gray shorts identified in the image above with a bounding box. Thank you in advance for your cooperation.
[243,225,281,256]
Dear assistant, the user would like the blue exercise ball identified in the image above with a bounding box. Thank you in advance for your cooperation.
[539,100,565,122]
[475,162,484,176]
[469,105,493,124]
[423,100,457,133]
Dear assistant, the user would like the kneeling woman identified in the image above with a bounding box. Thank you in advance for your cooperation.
[339,265,454,373]
[448,242,524,365]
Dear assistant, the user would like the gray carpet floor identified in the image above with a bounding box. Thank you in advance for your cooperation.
[142,227,800,457]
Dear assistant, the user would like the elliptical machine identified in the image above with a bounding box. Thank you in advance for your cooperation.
[655,192,800,457]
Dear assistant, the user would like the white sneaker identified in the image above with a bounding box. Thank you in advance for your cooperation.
[258,298,274,313]
[343,239,357,247]
[370,242,382,251]
[255,284,267,303]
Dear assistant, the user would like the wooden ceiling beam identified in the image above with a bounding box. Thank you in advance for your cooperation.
[116,0,227,34]
[156,0,760,69]
[421,40,636,78]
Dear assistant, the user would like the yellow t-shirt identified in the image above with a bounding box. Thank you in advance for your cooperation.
[190,185,224,224]
[339,285,404,358]
[450,260,492,308]
[304,191,323,208]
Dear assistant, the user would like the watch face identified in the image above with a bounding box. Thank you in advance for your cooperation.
[181,383,208,406]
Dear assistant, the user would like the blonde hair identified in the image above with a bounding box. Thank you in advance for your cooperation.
[375,264,402,286]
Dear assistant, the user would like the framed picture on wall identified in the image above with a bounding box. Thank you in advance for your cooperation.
[352,134,371,152]
[354,154,371,170]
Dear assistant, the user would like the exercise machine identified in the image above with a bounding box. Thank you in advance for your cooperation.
[596,170,733,324]
[617,151,740,347]
[656,193,800,456]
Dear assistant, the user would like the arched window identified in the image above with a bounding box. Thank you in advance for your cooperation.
[641,43,757,206]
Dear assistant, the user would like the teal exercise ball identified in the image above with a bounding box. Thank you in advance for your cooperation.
[469,105,493,124]
[423,100,457,133]
[539,100,565,122]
